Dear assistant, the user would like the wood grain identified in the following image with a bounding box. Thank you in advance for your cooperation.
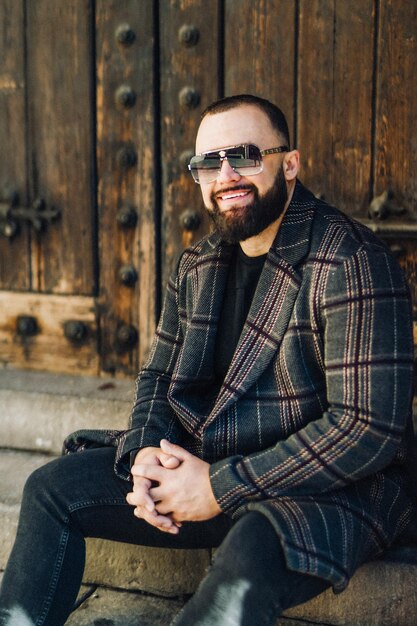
[26,0,95,294]
[159,0,220,287]
[96,0,157,375]
[0,0,30,289]
[224,0,296,142]
[297,0,374,216]
[374,1,417,218]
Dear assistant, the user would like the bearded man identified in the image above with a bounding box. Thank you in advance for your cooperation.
[1,94,415,626]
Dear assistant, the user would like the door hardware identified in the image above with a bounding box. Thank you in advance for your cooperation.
[119,265,138,286]
[16,315,38,337]
[115,23,136,46]
[368,190,405,221]
[178,25,199,47]
[115,85,136,109]
[116,206,138,229]
[64,320,88,343]
[0,192,60,239]
[178,87,200,110]
[116,145,137,170]
[180,209,201,232]
[115,324,138,352]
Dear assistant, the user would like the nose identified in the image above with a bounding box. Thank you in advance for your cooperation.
[217,159,241,183]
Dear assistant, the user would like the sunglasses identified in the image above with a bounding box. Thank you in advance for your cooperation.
[188,143,289,184]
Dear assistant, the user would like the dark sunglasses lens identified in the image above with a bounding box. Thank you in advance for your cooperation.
[227,145,261,169]
[194,154,221,169]
[189,155,220,183]
[189,145,263,183]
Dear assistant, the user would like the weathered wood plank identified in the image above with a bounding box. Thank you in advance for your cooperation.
[159,0,220,286]
[0,291,98,374]
[96,0,156,375]
[0,0,30,289]
[25,0,95,294]
[332,0,375,217]
[296,0,335,201]
[297,0,374,215]
[224,0,296,142]
[374,1,417,219]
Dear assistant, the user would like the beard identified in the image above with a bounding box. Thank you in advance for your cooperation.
[205,166,288,244]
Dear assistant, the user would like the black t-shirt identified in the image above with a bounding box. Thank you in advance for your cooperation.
[214,245,267,381]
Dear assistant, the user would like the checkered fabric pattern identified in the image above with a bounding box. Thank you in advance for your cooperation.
[65,181,415,591]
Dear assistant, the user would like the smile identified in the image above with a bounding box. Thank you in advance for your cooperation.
[217,189,252,201]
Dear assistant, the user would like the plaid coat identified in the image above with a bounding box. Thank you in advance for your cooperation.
[65,181,415,591]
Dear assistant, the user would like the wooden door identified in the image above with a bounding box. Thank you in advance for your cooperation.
[0,0,99,374]
[0,0,158,377]
[1,0,416,379]
[163,0,417,318]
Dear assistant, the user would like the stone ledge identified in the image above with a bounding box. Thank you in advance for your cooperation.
[84,540,210,597]
[283,552,417,626]
[0,368,133,454]
[0,575,186,626]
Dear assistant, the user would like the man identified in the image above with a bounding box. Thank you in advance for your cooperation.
[0,94,415,626]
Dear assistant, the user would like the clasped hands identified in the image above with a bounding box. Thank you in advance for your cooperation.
[126,439,221,534]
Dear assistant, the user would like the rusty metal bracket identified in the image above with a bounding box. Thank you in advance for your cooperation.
[0,192,61,239]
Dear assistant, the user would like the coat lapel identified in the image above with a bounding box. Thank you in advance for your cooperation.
[168,238,233,431]
[206,181,317,426]
[169,181,317,432]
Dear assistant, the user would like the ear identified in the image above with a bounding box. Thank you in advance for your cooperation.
[283,150,300,181]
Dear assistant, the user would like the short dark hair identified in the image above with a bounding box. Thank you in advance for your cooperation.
[201,94,290,147]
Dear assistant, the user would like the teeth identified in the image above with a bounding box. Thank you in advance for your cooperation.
[221,191,248,200]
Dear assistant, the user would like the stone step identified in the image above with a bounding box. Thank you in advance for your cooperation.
[0,574,335,626]
[284,546,417,626]
[1,369,417,625]
[1,450,417,625]
[0,574,186,626]
[0,368,134,455]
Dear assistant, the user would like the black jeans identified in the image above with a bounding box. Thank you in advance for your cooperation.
[0,448,329,625]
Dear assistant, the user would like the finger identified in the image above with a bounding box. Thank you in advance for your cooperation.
[140,506,182,530]
[126,488,155,513]
[137,508,180,534]
[131,481,155,512]
[131,464,165,482]
[158,453,180,469]
[132,476,152,491]
[148,492,173,517]
[148,486,163,501]
[160,439,189,461]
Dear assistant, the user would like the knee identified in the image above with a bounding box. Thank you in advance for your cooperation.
[221,512,278,553]
[214,512,284,572]
[22,457,68,511]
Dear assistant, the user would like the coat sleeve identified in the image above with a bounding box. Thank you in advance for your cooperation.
[209,246,414,514]
[114,255,188,478]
